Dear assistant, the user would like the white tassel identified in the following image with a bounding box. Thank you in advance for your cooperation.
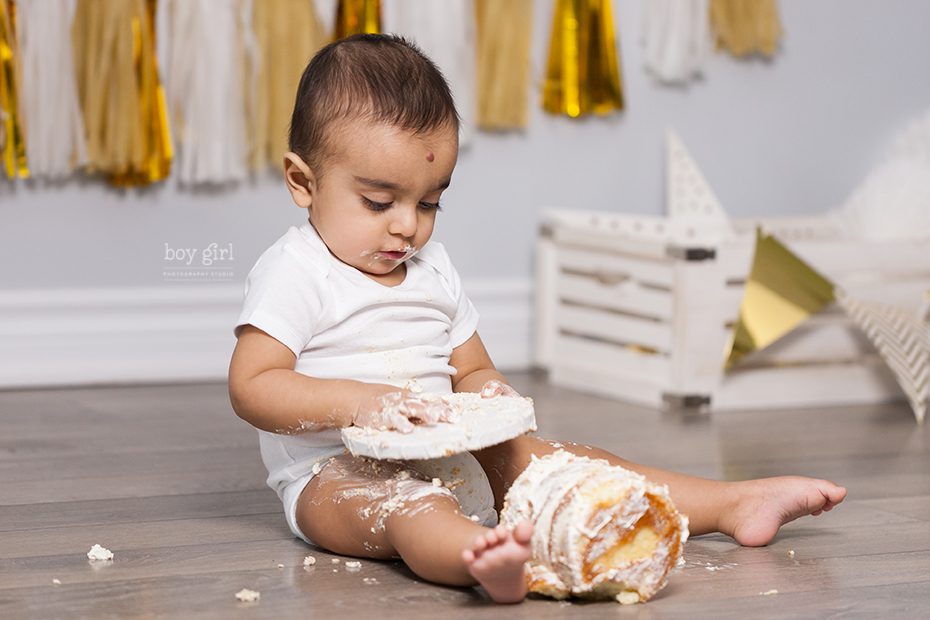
[17,0,87,179]
[382,0,476,147]
[836,109,930,242]
[312,0,336,37]
[160,0,255,185]
[642,0,710,84]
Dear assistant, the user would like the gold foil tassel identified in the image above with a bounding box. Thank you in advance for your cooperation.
[710,0,783,58]
[335,0,381,39]
[250,0,327,171]
[543,0,624,118]
[725,230,835,369]
[72,0,172,187]
[475,0,533,130]
[0,0,28,179]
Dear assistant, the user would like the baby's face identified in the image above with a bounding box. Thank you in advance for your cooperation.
[308,119,458,284]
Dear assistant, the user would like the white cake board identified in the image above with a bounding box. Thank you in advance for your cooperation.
[341,392,537,460]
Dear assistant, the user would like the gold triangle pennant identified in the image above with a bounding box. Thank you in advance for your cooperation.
[725,230,836,369]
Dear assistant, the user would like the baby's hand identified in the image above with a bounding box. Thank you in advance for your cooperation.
[479,379,520,399]
[353,387,456,433]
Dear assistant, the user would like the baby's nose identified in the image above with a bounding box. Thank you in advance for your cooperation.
[388,205,418,237]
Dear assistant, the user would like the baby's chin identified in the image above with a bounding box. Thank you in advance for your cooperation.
[350,256,406,278]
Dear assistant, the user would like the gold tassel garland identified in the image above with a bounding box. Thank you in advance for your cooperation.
[335,0,380,39]
[72,0,172,187]
[543,0,624,118]
[0,0,28,179]
[251,0,327,171]
[710,0,783,58]
[475,0,533,130]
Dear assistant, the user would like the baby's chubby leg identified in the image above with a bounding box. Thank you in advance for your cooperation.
[473,435,846,547]
[296,455,532,602]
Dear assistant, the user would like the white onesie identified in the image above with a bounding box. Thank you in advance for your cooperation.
[235,221,498,542]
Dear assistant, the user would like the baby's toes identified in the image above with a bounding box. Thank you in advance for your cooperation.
[484,529,500,546]
[472,535,488,554]
[462,549,476,563]
[513,521,533,544]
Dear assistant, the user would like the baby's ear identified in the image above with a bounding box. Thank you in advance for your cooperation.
[283,152,316,210]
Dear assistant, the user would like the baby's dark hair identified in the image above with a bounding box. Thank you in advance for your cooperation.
[288,34,460,173]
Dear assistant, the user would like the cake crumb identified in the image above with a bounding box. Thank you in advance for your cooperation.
[86,544,114,561]
[760,589,779,596]
[787,549,795,558]
[616,591,640,605]
[468,514,480,522]
[363,577,379,585]
[276,563,284,569]
[235,588,260,603]
[345,561,362,571]
[51,579,61,585]
[432,478,442,487]
[331,558,340,564]
[303,555,316,567]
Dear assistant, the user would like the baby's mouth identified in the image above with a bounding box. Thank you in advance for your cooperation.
[377,246,416,262]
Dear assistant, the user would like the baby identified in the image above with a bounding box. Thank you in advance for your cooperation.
[228,34,847,604]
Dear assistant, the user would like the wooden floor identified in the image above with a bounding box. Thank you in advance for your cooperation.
[1,372,928,619]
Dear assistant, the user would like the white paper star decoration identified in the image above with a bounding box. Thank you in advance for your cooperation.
[666,129,735,242]
[838,292,930,424]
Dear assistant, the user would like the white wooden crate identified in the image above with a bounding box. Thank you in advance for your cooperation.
[534,208,930,410]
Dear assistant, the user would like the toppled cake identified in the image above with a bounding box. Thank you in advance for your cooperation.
[499,450,689,604]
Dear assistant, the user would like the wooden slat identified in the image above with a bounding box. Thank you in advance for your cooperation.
[556,270,674,321]
[553,332,671,385]
[557,246,676,288]
[556,304,673,353]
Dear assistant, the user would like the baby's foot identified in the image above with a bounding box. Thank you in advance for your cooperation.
[724,476,848,547]
[462,521,533,604]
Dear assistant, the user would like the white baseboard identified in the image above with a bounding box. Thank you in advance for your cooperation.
[0,279,533,389]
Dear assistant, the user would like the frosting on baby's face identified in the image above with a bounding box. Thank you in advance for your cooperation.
[301,118,458,286]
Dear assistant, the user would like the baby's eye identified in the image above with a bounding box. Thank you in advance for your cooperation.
[418,201,442,211]
[361,196,393,212]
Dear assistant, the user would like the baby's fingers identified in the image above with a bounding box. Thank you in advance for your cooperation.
[402,398,441,425]
[479,380,520,399]
[387,411,416,433]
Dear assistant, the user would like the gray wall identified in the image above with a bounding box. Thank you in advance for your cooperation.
[2,0,930,289]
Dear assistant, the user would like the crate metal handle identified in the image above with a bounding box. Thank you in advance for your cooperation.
[593,272,631,286]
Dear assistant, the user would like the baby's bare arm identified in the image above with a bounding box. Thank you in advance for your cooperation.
[229,325,394,433]
[449,332,514,394]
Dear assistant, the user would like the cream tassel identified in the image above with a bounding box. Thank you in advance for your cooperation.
[642,0,710,84]
[382,0,476,147]
[709,0,782,58]
[18,0,87,178]
[250,0,327,172]
[474,0,533,131]
[160,0,254,185]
